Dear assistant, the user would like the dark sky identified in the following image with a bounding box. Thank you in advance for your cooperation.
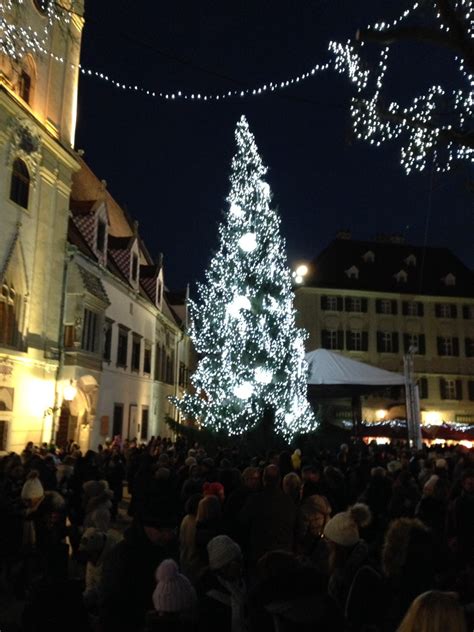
[75,1,473,291]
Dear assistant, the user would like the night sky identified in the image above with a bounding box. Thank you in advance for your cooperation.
[75,1,473,291]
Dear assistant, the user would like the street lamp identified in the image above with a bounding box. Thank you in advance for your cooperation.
[292,262,309,285]
[63,380,77,402]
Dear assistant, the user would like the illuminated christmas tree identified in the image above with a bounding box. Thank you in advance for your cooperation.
[172,115,315,440]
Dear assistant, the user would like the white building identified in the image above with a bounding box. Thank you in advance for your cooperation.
[58,159,190,451]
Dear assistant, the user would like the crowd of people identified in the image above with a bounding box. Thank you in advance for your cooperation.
[0,434,473,632]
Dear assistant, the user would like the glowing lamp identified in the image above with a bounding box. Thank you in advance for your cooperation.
[233,382,254,400]
[259,181,270,197]
[254,367,273,384]
[294,275,304,284]
[296,264,308,277]
[375,409,387,420]
[63,380,77,402]
[238,232,257,252]
[424,411,442,426]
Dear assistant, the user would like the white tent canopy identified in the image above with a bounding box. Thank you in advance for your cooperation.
[305,349,405,386]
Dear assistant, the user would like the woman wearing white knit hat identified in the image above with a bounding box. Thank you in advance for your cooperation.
[323,503,372,610]
[145,559,197,631]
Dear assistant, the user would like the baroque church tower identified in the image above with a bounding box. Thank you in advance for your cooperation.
[0,0,84,451]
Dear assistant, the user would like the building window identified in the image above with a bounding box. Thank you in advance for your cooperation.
[112,404,124,438]
[345,296,368,312]
[81,309,98,353]
[10,159,30,209]
[465,338,474,358]
[394,270,407,283]
[321,295,342,311]
[116,327,128,367]
[437,336,459,357]
[346,330,368,351]
[376,299,397,315]
[362,250,375,263]
[405,254,416,267]
[322,329,343,350]
[131,334,141,372]
[404,333,425,354]
[131,253,139,282]
[155,344,165,382]
[157,281,162,306]
[418,377,428,399]
[0,420,8,451]
[403,301,423,317]
[435,303,457,318]
[143,343,152,375]
[19,71,31,103]
[463,305,474,320]
[468,381,474,402]
[166,349,175,385]
[97,220,106,253]
[377,331,399,353]
[0,283,18,347]
[440,378,462,400]
[141,408,149,441]
[179,362,186,387]
[103,320,113,362]
[345,266,359,280]
[443,273,456,287]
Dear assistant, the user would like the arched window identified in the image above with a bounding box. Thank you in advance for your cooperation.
[10,159,30,209]
[0,282,17,346]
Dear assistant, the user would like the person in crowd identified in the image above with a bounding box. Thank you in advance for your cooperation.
[291,448,302,472]
[397,590,467,632]
[381,518,436,631]
[79,524,121,609]
[203,481,225,503]
[99,505,178,632]
[102,450,126,520]
[239,464,297,567]
[145,559,197,632]
[196,535,248,632]
[82,479,113,528]
[415,475,450,547]
[323,503,372,610]
[447,468,474,563]
[195,495,223,570]
[282,471,302,506]
[388,469,420,518]
[296,493,332,571]
[179,493,203,583]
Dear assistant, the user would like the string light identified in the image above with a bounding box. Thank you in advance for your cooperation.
[329,0,473,173]
[171,116,315,439]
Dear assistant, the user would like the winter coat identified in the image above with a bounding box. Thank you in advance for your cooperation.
[327,539,369,610]
[180,514,201,583]
[196,569,247,632]
[239,487,296,565]
[99,522,178,632]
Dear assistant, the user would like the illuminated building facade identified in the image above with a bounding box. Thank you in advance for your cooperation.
[294,234,474,427]
[0,0,84,452]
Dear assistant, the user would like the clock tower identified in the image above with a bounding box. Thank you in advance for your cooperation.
[0,0,85,451]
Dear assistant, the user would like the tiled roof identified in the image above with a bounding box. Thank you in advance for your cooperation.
[68,219,97,261]
[306,238,474,298]
[70,199,97,216]
[77,265,110,305]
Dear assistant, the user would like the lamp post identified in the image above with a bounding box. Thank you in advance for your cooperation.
[404,346,422,449]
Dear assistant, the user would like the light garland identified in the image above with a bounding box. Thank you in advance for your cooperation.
[171,116,315,439]
[329,0,474,174]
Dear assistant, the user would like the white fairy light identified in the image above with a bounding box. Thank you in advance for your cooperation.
[329,0,473,174]
[254,367,273,384]
[226,294,251,318]
[229,202,245,218]
[233,381,254,400]
[238,232,257,253]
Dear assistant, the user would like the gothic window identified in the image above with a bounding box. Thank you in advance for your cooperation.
[10,159,30,209]
[19,71,31,104]
[81,309,99,353]
[116,326,128,367]
[131,334,141,372]
[131,253,139,283]
[0,283,18,347]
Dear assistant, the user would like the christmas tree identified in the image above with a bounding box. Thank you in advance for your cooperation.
[172,116,315,440]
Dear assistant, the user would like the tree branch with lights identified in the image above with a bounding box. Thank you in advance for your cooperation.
[330,0,474,174]
[171,116,315,440]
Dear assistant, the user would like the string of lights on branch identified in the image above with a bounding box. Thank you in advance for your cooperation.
[329,0,473,174]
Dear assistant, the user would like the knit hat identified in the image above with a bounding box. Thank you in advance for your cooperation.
[185,456,197,467]
[324,503,371,547]
[387,460,402,474]
[79,528,107,554]
[435,458,448,470]
[207,535,241,570]
[21,471,44,500]
[152,559,197,613]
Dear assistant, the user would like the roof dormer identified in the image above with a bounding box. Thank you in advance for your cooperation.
[442,273,456,287]
[362,250,375,263]
[405,254,416,267]
[394,269,408,283]
[345,265,359,280]
[130,242,140,289]
[94,203,109,266]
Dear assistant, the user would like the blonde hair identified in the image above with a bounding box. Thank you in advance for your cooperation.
[196,495,221,523]
[397,591,467,632]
